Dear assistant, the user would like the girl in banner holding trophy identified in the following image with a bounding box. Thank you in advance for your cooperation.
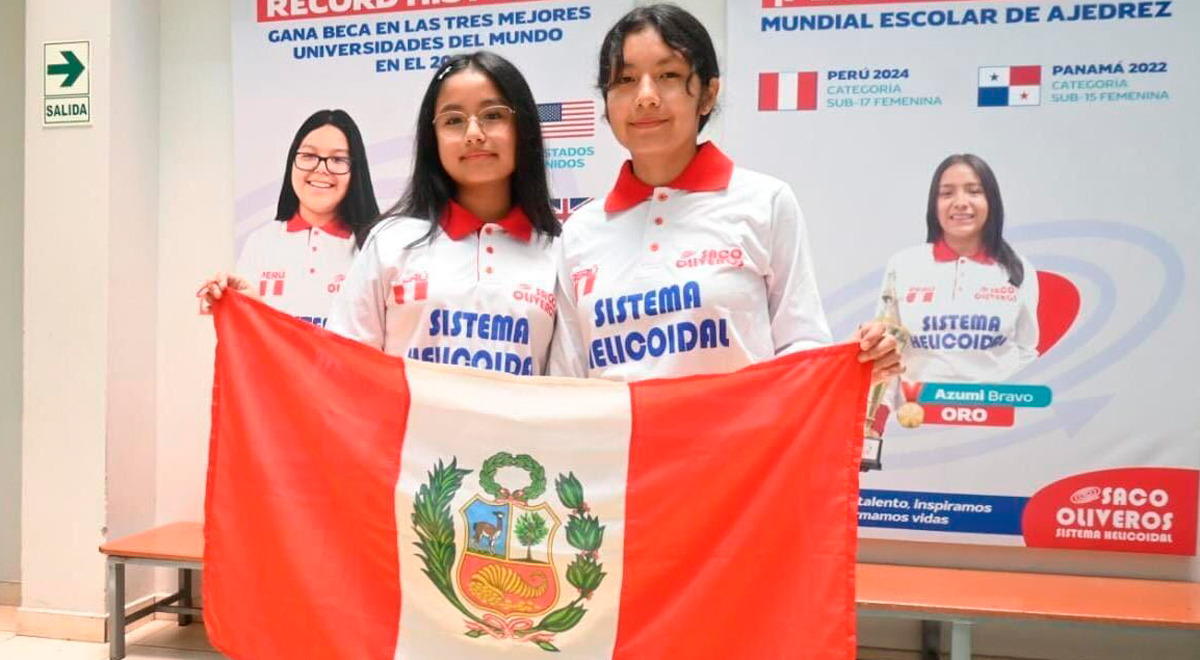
[324,52,562,376]
[874,154,1040,435]
[549,5,902,393]
[198,109,379,325]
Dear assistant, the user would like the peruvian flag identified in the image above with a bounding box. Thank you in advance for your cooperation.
[204,293,868,659]
[759,71,819,111]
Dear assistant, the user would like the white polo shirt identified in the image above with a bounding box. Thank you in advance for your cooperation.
[326,202,557,376]
[884,240,1039,405]
[549,142,832,382]
[235,214,356,327]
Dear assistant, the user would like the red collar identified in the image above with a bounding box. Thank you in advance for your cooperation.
[285,213,352,240]
[933,239,994,265]
[440,201,533,243]
[604,142,735,213]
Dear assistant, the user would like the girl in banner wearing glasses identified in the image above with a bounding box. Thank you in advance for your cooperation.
[198,109,379,327]
[324,52,561,376]
[879,154,1039,429]
[549,4,901,383]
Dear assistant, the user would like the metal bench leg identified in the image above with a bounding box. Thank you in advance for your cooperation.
[178,568,194,626]
[950,620,972,660]
[920,620,941,660]
[107,558,126,660]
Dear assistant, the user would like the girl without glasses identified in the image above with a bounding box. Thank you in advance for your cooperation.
[325,51,560,376]
[549,4,901,384]
[877,154,1039,430]
[198,109,379,326]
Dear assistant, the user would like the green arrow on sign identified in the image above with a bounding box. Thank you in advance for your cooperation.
[48,50,84,87]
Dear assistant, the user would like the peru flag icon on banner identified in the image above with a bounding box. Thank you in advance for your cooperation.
[759,71,819,111]
[204,293,870,660]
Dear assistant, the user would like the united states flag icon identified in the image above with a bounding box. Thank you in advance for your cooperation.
[537,100,595,139]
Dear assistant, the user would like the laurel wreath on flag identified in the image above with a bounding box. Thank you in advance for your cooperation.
[479,452,547,502]
[412,457,608,653]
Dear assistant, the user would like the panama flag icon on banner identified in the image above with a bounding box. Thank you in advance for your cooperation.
[978,65,1042,107]
[759,71,819,111]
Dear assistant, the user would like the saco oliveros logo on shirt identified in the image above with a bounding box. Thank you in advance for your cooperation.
[675,248,745,269]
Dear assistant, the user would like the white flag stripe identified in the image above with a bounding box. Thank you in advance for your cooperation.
[978,66,1010,87]
[395,361,630,659]
[779,71,799,111]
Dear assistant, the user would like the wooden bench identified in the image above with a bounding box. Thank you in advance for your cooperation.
[857,562,1200,659]
[99,522,203,660]
[100,524,1200,660]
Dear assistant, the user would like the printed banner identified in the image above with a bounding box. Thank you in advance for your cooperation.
[231,0,621,323]
[728,0,1199,554]
[204,293,869,659]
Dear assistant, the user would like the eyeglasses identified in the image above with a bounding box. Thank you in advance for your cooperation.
[432,106,516,137]
[294,152,352,175]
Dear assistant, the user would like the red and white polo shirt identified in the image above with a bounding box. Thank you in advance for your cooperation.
[326,202,557,376]
[549,142,832,381]
[235,214,356,327]
[884,239,1039,400]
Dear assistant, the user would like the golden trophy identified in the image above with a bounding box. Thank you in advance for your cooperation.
[862,271,911,471]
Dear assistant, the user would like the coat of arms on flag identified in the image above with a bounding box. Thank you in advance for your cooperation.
[551,197,592,222]
[978,65,1042,107]
[417,454,605,651]
[536,100,595,139]
[203,293,869,659]
[759,71,819,111]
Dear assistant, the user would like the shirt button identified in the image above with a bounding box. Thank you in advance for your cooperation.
[484,227,494,235]
[309,268,316,274]
[311,246,318,252]
[485,266,494,275]
[656,192,668,202]
[654,217,664,226]
[649,243,659,252]
[486,246,494,254]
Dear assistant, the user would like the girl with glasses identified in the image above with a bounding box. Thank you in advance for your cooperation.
[325,51,561,376]
[549,4,902,384]
[198,109,379,326]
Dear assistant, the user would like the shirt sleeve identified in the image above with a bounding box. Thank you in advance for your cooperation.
[326,232,389,351]
[547,240,589,378]
[234,228,263,288]
[766,184,833,355]
[1012,257,1041,374]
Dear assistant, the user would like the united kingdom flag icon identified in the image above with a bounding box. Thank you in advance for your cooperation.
[978,65,1041,107]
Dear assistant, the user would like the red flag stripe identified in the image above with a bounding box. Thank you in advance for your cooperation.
[205,293,408,659]
[759,72,780,111]
[798,71,819,110]
[615,343,869,659]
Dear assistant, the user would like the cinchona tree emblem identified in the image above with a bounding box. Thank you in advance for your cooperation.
[412,452,607,652]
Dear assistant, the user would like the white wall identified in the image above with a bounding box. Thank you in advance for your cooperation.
[105,0,161,604]
[0,0,25,599]
[21,0,160,631]
[155,0,234,534]
[22,0,112,618]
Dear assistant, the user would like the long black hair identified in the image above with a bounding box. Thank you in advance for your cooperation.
[275,109,380,248]
[381,51,558,243]
[597,4,720,132]
[925,154,1025,287]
